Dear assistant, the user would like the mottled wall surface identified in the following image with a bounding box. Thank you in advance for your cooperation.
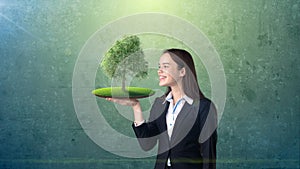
[0,0,299,169]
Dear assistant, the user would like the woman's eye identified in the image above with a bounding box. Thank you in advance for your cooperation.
[158,65,169,69]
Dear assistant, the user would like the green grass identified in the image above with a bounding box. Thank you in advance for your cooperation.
[92,87,155,98]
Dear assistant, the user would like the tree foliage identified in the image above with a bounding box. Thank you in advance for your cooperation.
[100,35,148,89]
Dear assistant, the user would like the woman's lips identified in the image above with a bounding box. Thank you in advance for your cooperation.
[159,75,166,81]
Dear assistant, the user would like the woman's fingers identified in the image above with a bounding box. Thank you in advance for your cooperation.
[105,98,138,106]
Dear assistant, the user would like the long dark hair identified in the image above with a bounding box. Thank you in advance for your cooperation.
[163,48,205,100]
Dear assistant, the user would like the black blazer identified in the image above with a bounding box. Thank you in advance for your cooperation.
[132,95,218,169]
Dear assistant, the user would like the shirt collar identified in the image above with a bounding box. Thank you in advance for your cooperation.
[165,92,194,105]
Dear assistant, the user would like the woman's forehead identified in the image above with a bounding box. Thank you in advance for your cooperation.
[159,53,173,63]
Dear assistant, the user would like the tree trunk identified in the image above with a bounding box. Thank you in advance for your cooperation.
[122,72,126,92]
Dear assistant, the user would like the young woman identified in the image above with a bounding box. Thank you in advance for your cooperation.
[107,49,218,169]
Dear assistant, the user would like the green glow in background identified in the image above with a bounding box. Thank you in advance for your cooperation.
[0,0,299,169]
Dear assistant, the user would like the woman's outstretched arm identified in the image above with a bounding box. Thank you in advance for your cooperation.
[106,98,159,151]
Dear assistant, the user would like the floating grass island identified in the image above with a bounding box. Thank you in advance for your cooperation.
[92,87,155,98]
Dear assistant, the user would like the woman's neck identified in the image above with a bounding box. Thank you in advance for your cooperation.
[170,86,185,104]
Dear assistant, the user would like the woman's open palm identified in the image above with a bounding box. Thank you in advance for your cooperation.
[106,98,139,107]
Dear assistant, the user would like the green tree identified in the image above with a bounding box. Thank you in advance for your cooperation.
[101,35,148,91]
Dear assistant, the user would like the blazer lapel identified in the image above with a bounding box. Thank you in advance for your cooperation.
[153,98,171,154]
[152,97,169,132]
[170,101,199,146]
[159,102,169,132]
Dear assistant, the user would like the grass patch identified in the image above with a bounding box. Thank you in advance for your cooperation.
[92,87,155,98]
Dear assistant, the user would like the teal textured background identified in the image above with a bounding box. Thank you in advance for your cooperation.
[0,0,299,169]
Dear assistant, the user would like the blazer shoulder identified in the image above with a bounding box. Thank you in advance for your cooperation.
[152,95,167,105]
[148,95,168,121]
[199,97,215,108]
[200,97,212,104]
[157,94,166,101]
[197,98,217,116]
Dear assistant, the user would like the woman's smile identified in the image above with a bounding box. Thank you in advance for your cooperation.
[159,75,167,81]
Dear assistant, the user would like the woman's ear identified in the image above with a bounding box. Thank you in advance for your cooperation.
[179,67,186,77]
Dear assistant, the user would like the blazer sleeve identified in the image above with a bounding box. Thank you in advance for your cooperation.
[199,99,218,169]
[132,98,166,151]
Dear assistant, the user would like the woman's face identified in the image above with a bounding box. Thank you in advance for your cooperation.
[158,53,183,87]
